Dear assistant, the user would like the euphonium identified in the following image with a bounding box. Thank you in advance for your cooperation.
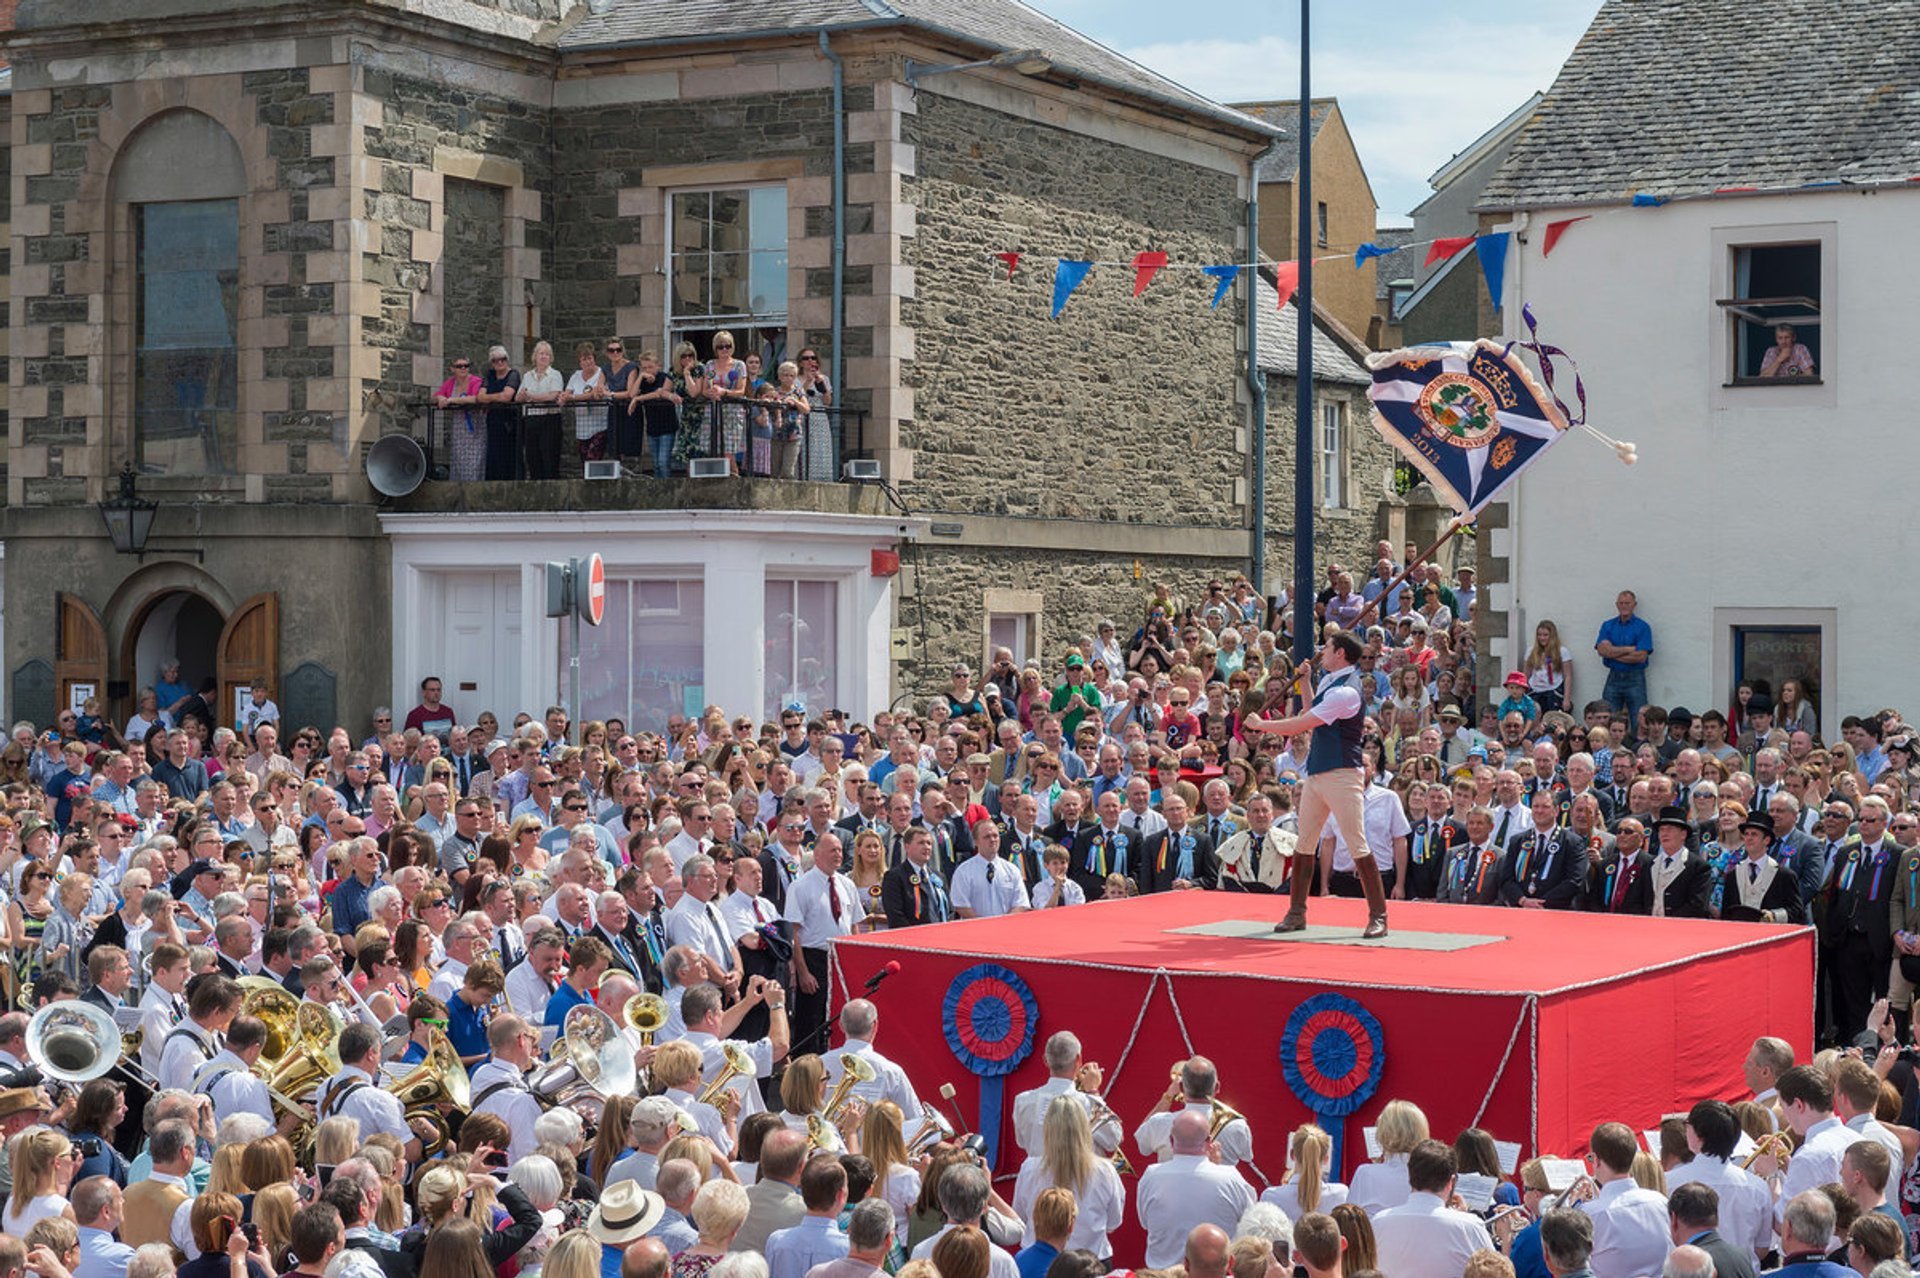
[530,1005,636,1120]
[624,992,669,1047]
[1207,1094,1245,1141]
[696,1041,754,1108]
[904,1103,954,1158]
[26,1000,159,1091]
[385,1027,471,1156]
[821,1054,875,1126]
[239,977,303,1065]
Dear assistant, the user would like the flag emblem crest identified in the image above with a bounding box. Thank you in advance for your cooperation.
[1417,374,1498,447]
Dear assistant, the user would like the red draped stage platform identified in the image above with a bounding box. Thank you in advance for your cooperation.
[830,895,1811,1196]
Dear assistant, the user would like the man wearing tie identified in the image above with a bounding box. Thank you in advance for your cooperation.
[664,855,744,999]
[1750,749,1785,817]
[1587,818,1654,914]
[921,784,974,878]
[1438,807,1506,905]
[617,871,669,993]
[1069,790,1133,899]
[592,891,646,980]
[881,827,950,928]
[482,879,528,972]
[1826,799,1897,1040]
[1405,782,1464,902]
[785,834,857,1056]
[1136,793,1216,894]
[1626,806,1714,918]
[1498,790,1586,909]
[758,812,809,914]
[722,853,788,1044]
[1216,792,1295,894]
[1722,815,1806,925]
[1002,794,1048,887]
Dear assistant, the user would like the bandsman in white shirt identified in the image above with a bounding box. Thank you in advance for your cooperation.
[503,927,568,1024]
[1664,1100,1774,1267]
[681,980,788,1123]
[157,976,241,1094]
[313,1022,430,1162]
[1134,1110,1256,1268]
[1773,1063,1865,1219]
[1369,1139,1496,1278]
[663,855,743,996]
[1741,1035,1792,1131]
[136,943,192,1082]
[1578,1123,1672,1278]
[1135,1056,1253,1168]
[1011,1030,1121,1157]
[193,1015,280,1131]
[467,1013,546,1164]
[783,834,857,1057]
[1833,1056,1904,1160]
[951,821,1029,918]
[823,999,921,1121]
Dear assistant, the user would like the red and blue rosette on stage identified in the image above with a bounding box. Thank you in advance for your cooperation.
[1279,992,1386,1178]
[942,962,1039,1170]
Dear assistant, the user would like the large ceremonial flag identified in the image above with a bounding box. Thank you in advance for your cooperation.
[1365,339,1571,516]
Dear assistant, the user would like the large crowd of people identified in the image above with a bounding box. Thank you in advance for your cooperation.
[0,558,1898,1278]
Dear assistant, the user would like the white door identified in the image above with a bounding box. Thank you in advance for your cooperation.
[443,571,522,721]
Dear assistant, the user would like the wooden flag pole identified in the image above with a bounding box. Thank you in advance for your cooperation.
[1351,515,1472,631]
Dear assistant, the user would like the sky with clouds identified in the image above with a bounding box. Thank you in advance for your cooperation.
[1023,0,1604,223]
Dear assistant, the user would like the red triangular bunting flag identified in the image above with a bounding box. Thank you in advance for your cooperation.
[1273,260,1300,310]
[994,251,1021,279]
[1424,235,1476,267]
[1541,217,1589,258]
[1131,250,1169,297]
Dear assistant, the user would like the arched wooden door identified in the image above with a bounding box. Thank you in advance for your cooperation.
[217,592,278,732]
[55,593,108,722]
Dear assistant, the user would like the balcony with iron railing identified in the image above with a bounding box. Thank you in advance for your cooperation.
[375,400,891,517]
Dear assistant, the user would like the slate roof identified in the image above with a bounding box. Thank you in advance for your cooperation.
[561,0,1279,139]
[1255,274,1371,385]
[1231,99,1336,182]
[1367,226,1417,302]
[1480,0,1920,209]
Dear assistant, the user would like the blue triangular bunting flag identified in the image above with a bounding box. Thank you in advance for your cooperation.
[1051,260,1093,318]
[1353,243,1396,267]
[1202,264,1241,309]
[1475,233,1509,311]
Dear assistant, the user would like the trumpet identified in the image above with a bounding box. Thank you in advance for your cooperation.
[1740,1131,1793,1176]
[697,1041,755,1109]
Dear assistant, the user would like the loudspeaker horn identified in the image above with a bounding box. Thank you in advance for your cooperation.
[367,433,428,496]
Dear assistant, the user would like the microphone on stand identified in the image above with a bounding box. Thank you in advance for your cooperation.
[864,960,901,994]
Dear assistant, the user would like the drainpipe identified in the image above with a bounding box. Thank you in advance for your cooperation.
[818,31,847,453]
[1247,138,1279,596]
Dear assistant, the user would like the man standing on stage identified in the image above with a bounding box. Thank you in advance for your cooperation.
[1244,631,1390,938]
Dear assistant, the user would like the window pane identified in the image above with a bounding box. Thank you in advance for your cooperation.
[749,187,787,253]
[710,253,749,316]
[749,249,788,316]
[765,579,837,718]
[672,192,710,252]
[137,200,238,476]
[710,192,748,254]
[575,579,705,731]
[671,254,710,318]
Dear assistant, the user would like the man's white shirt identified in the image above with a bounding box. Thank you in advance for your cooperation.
[822,1038,920,1119]
[1135,1101,1253,1167]
[950,856,1029,918]
[1664,1154,1772,1265]
[1134,1154,1256,1268]
[1580,1178,1672,1278]
[426,956,469,1004]
[196,1048,274,1126]
[504,961,555,1024]
[468,1057,543,1163]
[1371,1191,1496,1278]
[666,895,737,972]
[784,867,858,949]
[157,1020,220,1094]
[685,1028,774,1120]
[1779,1116,1859,1216]
[1011,1077,1120,1156]
[137,984,185,1080]
[315,1064,411,1145]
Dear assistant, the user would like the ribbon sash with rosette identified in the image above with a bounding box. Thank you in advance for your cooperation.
[1279,992,1386,1177]
[942,963,1040,1171]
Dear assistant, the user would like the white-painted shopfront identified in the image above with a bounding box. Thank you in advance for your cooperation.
[381,511,922,730]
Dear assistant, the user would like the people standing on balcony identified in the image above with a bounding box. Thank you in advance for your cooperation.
[702,331,749,472]
[479,345,522,481]
[797,347,832,482]
[770,362,811,481]
[516,340,566,480]
[561,341,609,463]
[669,342,709,474]
[603,338,642,461]
[432,354,486,482]
[634,350,679,480]
[742,352,772,476]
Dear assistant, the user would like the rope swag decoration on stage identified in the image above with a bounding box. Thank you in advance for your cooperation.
[1279,992,1385,1178]
[942,962,1039,1171]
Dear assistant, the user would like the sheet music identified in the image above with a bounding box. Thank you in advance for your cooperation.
[1493,1140,1520,1175]
[1540,1157,1585,1191]
[1456,1172,1497,1211]
[1363,1126,1383,1161]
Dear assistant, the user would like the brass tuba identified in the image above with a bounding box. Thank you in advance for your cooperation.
[239,976,303,1065]
[623,993,668,1047]
[384,1027,470,1155]
[26,1001,123,1084]
[530,1005,636,1121]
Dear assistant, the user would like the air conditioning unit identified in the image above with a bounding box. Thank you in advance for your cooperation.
[582,460,623,481]
[842,459,882,481]
[688,458,731,479]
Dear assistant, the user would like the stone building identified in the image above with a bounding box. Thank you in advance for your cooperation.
[0,0,1395,733]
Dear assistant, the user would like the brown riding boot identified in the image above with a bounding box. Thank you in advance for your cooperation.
[1353,856,1390,939]
[1274,856,1314,933]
